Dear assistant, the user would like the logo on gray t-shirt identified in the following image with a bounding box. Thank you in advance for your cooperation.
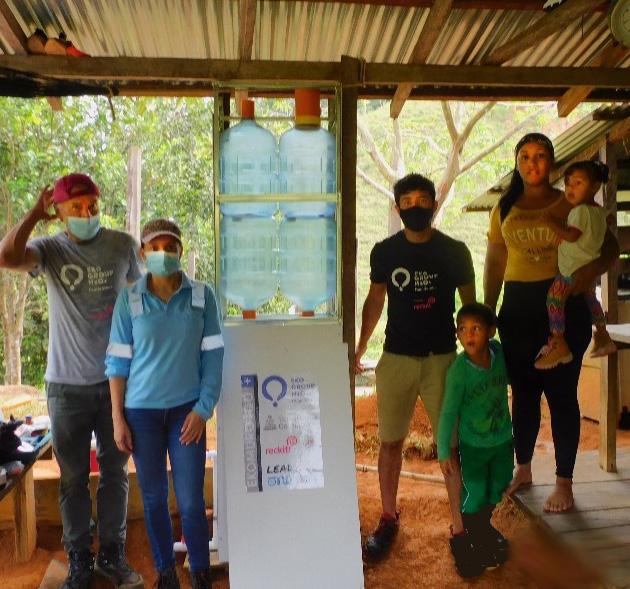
[60,264,84,291]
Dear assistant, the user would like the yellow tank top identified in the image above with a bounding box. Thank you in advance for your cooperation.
[487,195,568,282]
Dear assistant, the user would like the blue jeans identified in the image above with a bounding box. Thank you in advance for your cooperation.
[125,401,209,572]
[47,381,129,552]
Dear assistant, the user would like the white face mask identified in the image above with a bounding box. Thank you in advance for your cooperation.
[66,214,101,241]
[145,251,181,276]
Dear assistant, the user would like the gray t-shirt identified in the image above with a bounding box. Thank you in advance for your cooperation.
[30,228,141,385]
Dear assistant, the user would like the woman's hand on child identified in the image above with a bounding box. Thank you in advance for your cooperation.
[439,458,455,477]
[180,411,206,445]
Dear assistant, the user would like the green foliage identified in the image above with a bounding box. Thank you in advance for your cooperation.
[0,94,600,383]
[356,100,599,361]
[0,96,215,385]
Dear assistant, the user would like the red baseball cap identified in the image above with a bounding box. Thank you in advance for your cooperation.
[52,173,100,204]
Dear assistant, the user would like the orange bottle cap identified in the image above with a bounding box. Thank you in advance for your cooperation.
[295,89,321,126]
[242,309,257,319]
[241,99,255,119]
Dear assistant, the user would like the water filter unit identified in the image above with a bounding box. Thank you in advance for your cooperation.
[278,217,336,315]
[220,216,278,319]
[279,89,336,218]
[219,99,277,217]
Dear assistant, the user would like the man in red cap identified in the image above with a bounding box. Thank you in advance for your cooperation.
[0,174,144,589]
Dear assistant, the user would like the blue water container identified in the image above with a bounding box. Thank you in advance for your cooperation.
[221,216,278,318]
[219,99,277,217]
[279,89,336,218]
[278,217,336,315]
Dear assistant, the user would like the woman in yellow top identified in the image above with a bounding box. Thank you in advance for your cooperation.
[484,133,618,513]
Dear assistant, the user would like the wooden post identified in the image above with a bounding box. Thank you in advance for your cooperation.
[187,250,196,279]
[235,89,249,114]
[599,138,619,472]
[222,93,231,131]
[126,146,142,242]
[341,56,359,423]
[13,469,36,563]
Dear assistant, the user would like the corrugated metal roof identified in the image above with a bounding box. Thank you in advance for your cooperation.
[465,106,630,212]
[1,0,625,69]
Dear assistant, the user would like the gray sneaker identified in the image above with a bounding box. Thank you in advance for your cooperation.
[94,543,144,588]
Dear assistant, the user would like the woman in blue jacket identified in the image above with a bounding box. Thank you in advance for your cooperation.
[106,218,223,589]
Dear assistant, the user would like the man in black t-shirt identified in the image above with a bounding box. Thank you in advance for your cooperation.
[356,173,475,562]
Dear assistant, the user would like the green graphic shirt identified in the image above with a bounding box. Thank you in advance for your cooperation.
[437,340,512,461]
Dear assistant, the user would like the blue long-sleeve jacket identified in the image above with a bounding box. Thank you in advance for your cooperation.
[105,273,224,420]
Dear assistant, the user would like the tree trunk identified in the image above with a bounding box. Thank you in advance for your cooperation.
[388,201,401,235]
[126,146,142,242]
[0,270,30,385]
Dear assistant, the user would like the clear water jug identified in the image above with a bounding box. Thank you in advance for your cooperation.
[221,216,278,318]
[219,99,277,217]
[279,89,336,218]
[278,217,336,315]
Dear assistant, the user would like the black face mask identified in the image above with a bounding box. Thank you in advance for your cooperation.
[399,206,433,231]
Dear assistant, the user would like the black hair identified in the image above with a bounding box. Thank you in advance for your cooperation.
[499,133,555,222]
[456,302,497,328]
[564,160,609,185]
[393,173,436,206]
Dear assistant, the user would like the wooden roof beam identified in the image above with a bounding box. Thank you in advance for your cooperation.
[1,56,628,89]
[0,56,343,84]
[238,0,256,62]
[390,0,454,119]
[484,0,604,66]
[0,0,61,110]
[365,62,630,87]
[557,43,630,117]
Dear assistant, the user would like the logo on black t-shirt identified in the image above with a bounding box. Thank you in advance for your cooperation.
[391,267,411,291]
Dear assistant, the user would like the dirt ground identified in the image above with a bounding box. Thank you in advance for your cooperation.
[2,383,630,588]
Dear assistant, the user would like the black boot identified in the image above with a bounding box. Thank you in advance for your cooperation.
[449,520,485,579]
[95,543,144,588]
[190,568,213,589]
[479,505,509,566]
[155,566,180,589]
[61,549,94,589]
[465,507,509,569]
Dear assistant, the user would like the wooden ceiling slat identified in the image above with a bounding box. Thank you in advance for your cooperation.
[390,0,454,119]
[239,0,256,61]
[483,0,604,66]
[0,0,27,56]
[557,43,630,117]
[0,0,62,110]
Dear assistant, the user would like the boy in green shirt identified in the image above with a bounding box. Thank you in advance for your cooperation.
[438,302,513,578]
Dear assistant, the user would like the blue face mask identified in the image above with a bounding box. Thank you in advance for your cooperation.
[145,251,181,277]
[66,214,101,241]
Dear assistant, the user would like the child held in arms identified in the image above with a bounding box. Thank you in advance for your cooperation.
[535,160,616,369]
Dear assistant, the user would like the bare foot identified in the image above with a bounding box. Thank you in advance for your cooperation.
[505,463,533,496]
[543,477,574,513]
